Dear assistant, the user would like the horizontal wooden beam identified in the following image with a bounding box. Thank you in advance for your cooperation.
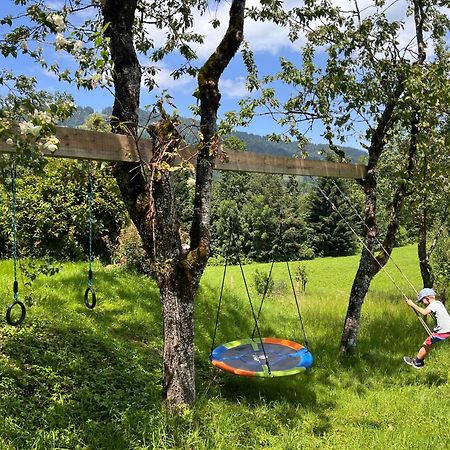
[0,126,367,179]
[218,149,367,179]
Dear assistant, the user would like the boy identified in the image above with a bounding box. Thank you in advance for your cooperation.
[404,288,450,369]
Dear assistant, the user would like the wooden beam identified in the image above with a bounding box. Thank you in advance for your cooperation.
[0,126,367,179]
[217,149,367,179]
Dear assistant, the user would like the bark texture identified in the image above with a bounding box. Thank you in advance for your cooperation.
[102,0,245,411]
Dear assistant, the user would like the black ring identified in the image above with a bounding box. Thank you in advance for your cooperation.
[84,286,96,309]
[6,300,26,326]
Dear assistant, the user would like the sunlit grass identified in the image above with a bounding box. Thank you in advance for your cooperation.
[1,245,450,449]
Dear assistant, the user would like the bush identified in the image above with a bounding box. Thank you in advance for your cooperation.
[295,264,309,292]
[112,224,152,275]
[432,234,450,303]
[253,268,274,298]
[298,244,315,260]
[0,158,127,262]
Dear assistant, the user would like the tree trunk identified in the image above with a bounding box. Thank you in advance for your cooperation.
[418,208,434,287]
[151,133,198,405]
[102,0,245,411]
[340,0,427,352]
[340,160,380,352]
[340,248,378,349]
[340,83,405,353]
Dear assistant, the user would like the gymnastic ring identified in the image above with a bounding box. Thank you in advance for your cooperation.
[84,286,96,309]
[6,300,26,326]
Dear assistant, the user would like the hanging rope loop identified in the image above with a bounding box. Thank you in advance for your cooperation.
[84,286,96,309]
[6,158,26,326]
[6,299,26,326]
[84,162,96,309]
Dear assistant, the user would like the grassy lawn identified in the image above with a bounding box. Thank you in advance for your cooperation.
[1,245,450,449]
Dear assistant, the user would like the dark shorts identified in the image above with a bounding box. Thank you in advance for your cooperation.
[424,332,450,347]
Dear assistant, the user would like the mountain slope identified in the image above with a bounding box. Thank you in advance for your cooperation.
[63,106,367,162]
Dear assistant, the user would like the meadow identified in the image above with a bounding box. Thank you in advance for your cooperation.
[1,244,450,449]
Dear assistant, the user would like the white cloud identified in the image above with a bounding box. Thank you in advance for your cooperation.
[219,76,248,98]
[326,0,448,60]
[145,0,299,62]
[142,63,195,92]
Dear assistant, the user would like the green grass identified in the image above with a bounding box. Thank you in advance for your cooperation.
[1,245,450,449]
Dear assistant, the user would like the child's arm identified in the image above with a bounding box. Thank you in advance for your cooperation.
[405,299,431,316]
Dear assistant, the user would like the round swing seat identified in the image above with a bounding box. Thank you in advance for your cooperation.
[210,337,313,377]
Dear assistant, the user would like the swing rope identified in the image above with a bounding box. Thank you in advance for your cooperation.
[329,178,418,295]
[311,177,433,337]
[285,258,310,350]
[237,250,272,375]
[5,158,26,326]
[84,163,96,309]
[210,217,272,376]
[210,223,232,356]
[251,211,310,350]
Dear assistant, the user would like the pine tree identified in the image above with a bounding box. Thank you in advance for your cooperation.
[308,178,359,257]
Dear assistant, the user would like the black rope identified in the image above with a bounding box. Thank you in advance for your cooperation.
[210,219,233,357]
[285,260,310,349]
[6,159,26,326]
[236,251,272,375]
[251,209,311,350]
[210,216,271,375]
[84,163,96,309]
[329,178,418,295]
[251,213,283,339]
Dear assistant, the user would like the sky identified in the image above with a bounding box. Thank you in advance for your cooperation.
[1,0,449,149]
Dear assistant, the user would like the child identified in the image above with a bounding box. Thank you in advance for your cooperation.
[404,288,450,369]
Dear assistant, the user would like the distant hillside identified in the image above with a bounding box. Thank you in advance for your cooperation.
[231,131,366,163]
[63,106,367,163]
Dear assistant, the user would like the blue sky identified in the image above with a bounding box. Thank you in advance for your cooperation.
[1,0,448,149]
[0,0,338,146]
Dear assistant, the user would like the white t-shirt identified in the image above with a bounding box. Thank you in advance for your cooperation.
[428,301,450,333]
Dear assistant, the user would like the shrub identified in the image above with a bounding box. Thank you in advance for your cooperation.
[295,264,309,292]
[0,158,127,262]
[253,268,274,298]
[432,233,450,303]
[298,244,315,260]
[112,224,152,275]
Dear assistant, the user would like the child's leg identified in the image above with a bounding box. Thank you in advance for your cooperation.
[416,343,432,361]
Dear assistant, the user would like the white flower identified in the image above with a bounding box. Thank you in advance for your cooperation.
[46,143,58,152]
[186,177,196,188]
[47,13,66,32]
[6,138,14,146]
[37,110,53,124]
[43,136,60,153]
[73,40,83,51]
[19,121,42,137]
[55,33,69,49]
[90,73,102,88]
[64,100,75,109]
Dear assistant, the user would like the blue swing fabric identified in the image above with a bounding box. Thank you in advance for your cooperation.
[211,337,313,377]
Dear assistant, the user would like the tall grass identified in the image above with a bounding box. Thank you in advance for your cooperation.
[1,245,450,449]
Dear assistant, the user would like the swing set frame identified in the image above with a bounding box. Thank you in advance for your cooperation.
[0,126,366,331]
[0,126,367,179]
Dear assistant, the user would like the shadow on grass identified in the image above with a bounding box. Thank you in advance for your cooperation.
[0,261,444,449]
[0,265,166,449]
[194,278,443,414]
[33,266,163,343]
[0,320,163,449]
